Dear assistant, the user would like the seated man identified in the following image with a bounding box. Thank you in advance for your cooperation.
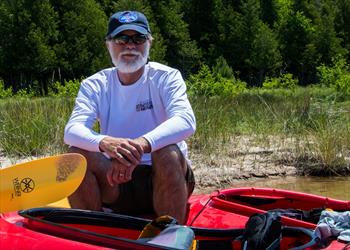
[64,10,196,224]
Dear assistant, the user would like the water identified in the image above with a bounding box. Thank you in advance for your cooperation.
[228,176,350,201]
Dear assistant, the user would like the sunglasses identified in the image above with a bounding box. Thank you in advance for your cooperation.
[112,34,148,45]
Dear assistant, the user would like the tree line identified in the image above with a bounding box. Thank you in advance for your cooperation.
[1,0,349,95]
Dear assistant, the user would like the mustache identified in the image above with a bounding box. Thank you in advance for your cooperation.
[119,50,142,56]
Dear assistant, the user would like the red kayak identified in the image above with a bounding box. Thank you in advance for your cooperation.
[187,187,350,229]
[1,187,349,250]
[0,207,319,250]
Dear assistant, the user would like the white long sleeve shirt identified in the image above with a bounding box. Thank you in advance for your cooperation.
[64,62,196,165]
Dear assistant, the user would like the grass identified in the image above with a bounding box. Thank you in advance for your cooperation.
[0,97,74,157]
[189,87,350,175]
[1,86,349,175]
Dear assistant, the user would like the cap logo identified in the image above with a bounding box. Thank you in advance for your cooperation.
[119,12,138,23]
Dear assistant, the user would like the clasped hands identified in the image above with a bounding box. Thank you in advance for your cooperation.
[99,136,150,186]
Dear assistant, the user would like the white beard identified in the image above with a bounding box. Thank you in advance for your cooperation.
[110,42,150,73]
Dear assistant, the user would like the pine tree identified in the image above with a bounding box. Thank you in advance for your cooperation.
[0,0,59,94]
[149,0,201,76]
[275,0,316,84]
[260,0,278,27]
[334,0,350,58]
[212,0,245,71]
[244,0,282,85]
[52,0,109,81]
[312,0,347,65]
[182,0,216,61]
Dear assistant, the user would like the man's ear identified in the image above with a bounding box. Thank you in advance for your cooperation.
[147,36,153,48]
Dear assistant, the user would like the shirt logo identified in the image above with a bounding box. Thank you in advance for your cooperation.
[119,12,138,23]
[136,99,153,112]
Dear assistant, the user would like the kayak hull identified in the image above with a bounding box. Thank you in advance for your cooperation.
[1,187,349,250]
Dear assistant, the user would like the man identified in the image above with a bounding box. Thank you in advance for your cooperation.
[64,10,196,224]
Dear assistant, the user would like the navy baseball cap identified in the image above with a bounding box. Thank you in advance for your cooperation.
[106,11,151,38]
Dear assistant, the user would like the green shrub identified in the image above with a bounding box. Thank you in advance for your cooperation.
[212,56,235,80]
[262,73,298,89]
[187,65,216,96]
[0,80,13,98]
[187,64,246,97]
[49,79,81,97]
[335,73,350,96]
[317,58,350,95]
[14,88,36,98]
[214,76,247,96]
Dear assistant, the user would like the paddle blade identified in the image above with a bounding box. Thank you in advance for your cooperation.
[0,153,86,213]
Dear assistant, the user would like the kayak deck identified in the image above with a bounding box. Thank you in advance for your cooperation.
[1,186,349,249]
[188,187,350,229]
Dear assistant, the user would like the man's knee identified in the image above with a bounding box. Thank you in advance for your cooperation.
[151,144,186,168]
[151,144,188,184]
[68,146,90,156]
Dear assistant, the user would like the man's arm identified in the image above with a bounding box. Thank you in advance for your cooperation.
[64,80,106,152]
[143,70,196,152]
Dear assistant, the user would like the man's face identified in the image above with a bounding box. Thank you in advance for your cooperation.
[106,30,151,73]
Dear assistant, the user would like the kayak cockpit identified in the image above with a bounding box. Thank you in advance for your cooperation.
[17,207,321,250]
[19,207,245,250]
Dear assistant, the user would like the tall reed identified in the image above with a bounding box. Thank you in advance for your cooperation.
[189,87,350,174]
[1,87,349,174]
[0,98,74,157]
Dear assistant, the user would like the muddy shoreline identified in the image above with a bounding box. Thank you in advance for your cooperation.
[190,149,298,194]
[2,138,348,196]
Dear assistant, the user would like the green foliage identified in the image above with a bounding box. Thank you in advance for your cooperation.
[335,74,350,96]
[263,73,298,89]
[293,97,350,175]
[311,1,347,65]
[0,0,59,92]
[188,86,350,175]
[0,80,12,98]
[334,0,350,51]
[187,65,215,96]
[0,98,74,156]
[260,0,278,27]
[14,89,36,98]
[248,22,282,84]
[318,58,350,95]
[53,0,109,79]
[1,0,350,91]
[11,80,41,98]
[158,0,201,75]
[49,80,81,97]
[0,0,108,92]
[275,8,317,84]
[1,87,349,174]
[187,64,246,97]
[183,0,216,61]
[189,95,234,151]
[212,56,235,79]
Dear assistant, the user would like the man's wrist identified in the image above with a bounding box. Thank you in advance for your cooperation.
[136,137,151,153]
[98,141,105,152]
[98,136,108,152]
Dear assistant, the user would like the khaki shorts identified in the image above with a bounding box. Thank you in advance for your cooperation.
[103,164,195,216]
